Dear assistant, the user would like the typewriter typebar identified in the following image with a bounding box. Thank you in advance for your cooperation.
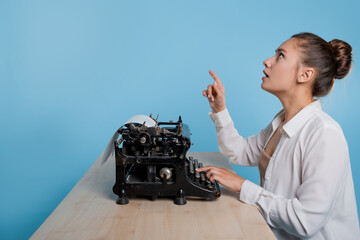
[112,115,221,205]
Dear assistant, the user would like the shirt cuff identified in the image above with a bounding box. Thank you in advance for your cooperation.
[208,108,232,128]
[239,180,263,206]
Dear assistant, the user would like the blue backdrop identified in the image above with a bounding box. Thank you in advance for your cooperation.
[1,0,359,239]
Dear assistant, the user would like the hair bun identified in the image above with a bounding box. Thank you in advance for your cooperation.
[328,39,353,79]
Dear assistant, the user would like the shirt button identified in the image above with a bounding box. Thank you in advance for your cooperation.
[265,176,270,181]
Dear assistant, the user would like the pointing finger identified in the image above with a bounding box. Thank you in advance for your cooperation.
[209,69,223,88]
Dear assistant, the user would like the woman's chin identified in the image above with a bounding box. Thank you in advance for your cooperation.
[261,83,274,94]
[261,82,268,91]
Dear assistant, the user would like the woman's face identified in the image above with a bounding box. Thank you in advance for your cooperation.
[261,38,302,96]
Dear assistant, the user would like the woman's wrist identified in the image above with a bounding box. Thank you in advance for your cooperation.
[238,178,246,193]
[211,106,226,114]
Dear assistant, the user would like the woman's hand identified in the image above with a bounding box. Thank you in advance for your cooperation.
[202,70,226,113]
[196,166,246,193]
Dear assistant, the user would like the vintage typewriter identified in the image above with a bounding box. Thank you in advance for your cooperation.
[102,114,221,205]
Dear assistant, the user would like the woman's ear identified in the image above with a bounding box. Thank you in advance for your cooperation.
[297,67,315,83]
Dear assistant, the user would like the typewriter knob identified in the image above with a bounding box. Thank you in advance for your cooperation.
[138,133,151,145]
[159,167,172,180]
[140,136,147,144]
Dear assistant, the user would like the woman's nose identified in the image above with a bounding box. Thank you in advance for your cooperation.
[263,58,271,68]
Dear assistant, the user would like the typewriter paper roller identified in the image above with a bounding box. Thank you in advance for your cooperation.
[102,115,156,164]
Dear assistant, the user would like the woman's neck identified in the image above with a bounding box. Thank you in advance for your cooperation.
[278,95,315,124]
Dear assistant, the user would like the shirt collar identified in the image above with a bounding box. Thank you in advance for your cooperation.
[271,99,322,138]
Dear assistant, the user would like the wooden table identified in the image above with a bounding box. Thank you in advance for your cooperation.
[30,152,276,240]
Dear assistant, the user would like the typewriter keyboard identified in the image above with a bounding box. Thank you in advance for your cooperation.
[185,156,218,190]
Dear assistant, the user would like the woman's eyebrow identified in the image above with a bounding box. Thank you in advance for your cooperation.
[275,48,287,53]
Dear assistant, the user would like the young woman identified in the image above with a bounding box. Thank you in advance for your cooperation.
[197,32,360,239]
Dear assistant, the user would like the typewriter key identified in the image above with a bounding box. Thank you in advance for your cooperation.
[194,159,199,170]
[195,171,200,180]
[200,173,206,183]
[189,163,195,175]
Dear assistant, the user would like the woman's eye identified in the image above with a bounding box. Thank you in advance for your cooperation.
[277,53,284,59]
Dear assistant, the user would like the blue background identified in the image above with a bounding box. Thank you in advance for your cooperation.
[1,0,359,239]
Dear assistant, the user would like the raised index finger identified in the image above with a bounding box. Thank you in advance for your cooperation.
[209,69,223,87]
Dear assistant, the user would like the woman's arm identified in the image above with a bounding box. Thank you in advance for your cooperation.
[203,69,271,166]
[209,108,271,166]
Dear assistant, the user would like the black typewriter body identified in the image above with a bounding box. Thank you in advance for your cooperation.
[112,116,221,205]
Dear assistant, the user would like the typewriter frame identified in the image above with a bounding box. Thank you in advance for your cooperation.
[112,117,220,205]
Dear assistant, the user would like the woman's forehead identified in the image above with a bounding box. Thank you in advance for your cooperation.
[277,38,297,54]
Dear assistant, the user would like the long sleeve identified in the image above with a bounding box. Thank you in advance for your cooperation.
[209,108,272,166]
[239,127,350,238]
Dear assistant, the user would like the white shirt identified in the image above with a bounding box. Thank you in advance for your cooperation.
[209,99,360,240]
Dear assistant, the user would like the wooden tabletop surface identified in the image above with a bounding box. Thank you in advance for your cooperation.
[30,152,276,240]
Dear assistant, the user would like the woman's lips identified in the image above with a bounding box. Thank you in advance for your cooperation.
[263,70,269,77]
[262,70,269,80]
